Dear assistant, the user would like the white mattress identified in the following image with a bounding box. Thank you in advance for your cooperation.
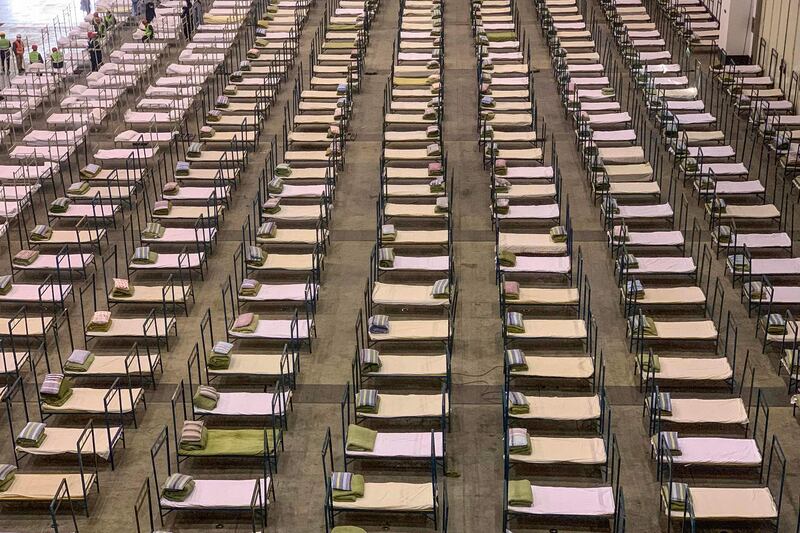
[347,431,444,458]
[509,485,615,516]
[161,479,269,509]
[195,391,291,416]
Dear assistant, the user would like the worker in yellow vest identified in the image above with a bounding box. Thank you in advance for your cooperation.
[50,47,64,70]
[0,32,10,73]
[28,44,43,65]
[141,19,154,42]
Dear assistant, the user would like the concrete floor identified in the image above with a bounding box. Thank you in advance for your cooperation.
[1,0,800,531]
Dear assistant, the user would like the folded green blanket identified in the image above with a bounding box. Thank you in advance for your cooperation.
[16,422,46,448]
[207,353,231,370]
[64,353,95,373]
[345,424,378,451]
[180,428,272,456]
[193,385,219,411]
[638,351,660,372]
[549,225,567,243]
[637,316,657,336]
[13,250,39,266]
[0,276,11,295]
[86,320,112,333]
[0,473,15,492]
[162,479,195,502]
[331,527,368,533]
[332,474,365,502]
[16,433,46,448]
[507,479,533,506]
[41,388,73,407]
[498,249,516,267]
[30,225,53,242]
[378,247,394,268]
[49,197,71,213]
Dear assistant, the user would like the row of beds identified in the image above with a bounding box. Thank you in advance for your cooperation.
[646,0,800,356]
[537,0,792,531]
[0,0,325,530]
[615,1,800,395]
[472,0,623,530]
[320,0,456,530]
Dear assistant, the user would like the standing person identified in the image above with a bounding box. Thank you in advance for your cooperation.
[92,12,106,37]
[144,0,156,23]
[131,0,140,18]
[28,44,43,64]
[12,35,24,74]
[181,0,193,39]
[81,0,91,14]
[141,18,154,43]
[104,11,116,31]
[49,47,64,70]
[0,33,10,74]
[87,32,102,71]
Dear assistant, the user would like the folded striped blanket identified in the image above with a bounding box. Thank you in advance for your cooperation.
[745,281,763,299]
[49,197,71,214]
[87,311,112,332]
[727,253,748,273]
[505,312,525,333]
[431,279,449,299]
[368,315,389,334]
[549,225,567,243]
[604,198,619,215]
[239,278,261,297]
[625,279,644,298]
[257,222,277,239]
[623,253,638,269]
[355,389,379,414]
[80,164,101,178]
[494,198,509,215]
[662,482,687,511]
[378,247,394,268]
[215,95,229,109]
[715,224,731,243]
[246,245,265,266]
[426,143,441,157]
[12,249,38,266]
[331,472,365,502]
[494,178,510,193]
[263,197,281,214]
[0,464,17,491]
[435,197,448,213]
[153,200,171,215]
[175,162,190,176]
[179,420,207,451]
[655,431,681,456]
[132,246,158,265]
[208,341,233,370]
[0,275,11,295]
[187,142,203,157]
[208,108,223,121]
[16,422,46,448]
[494,158,507,175]
[162,473,195,502]
[380,224,396,241]
[505,349,527,372]
[30,224,53,242]
[64,349,95,372]
[231,312,258,333]
[359,348,381,373]
[67,181,90,195]
[268,177,284,193]
[275,163,292,177]
[246,48,260,59]
[40,374,73,407]
[223,84,238,95]
[142,222,165,239]
[508,427,531,455]
[508,391,529,414]
[239,60,251,71]
[193,385,220,410]
[429,177,445,193]
[652,391,672,415]
[765,313,787,335]
[200,126,216,139]
[426,125,439,138]
[629,314,657,337]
